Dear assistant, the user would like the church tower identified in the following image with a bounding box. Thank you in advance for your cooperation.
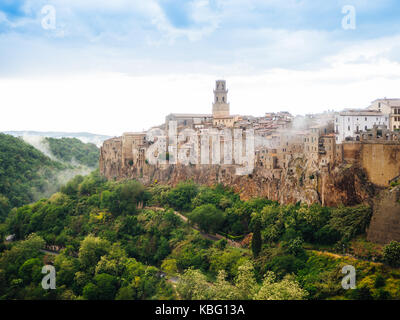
[212,80,230,118]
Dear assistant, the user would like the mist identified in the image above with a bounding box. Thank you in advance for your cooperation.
[21,135,97,201]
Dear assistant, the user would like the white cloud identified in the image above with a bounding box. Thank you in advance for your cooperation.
[1,50,400,136]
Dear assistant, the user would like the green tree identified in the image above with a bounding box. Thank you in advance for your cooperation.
[82,273,118,300]
[54,253,79,287]
[254,271,307,300]
[251,219,262,258]
[18,258,42,285]
[383,241,400,267]
[93,273,118,300]
[166,182,198,212]
[176,268,212,300]
[210,270,240,300]
[78,235,111,274]
[188,204,225,234]
[234,261,258,300]
[82,282,99,300]
[0,194,10,222]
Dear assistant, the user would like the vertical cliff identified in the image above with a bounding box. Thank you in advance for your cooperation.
[367,185,400,244]
[99,138,378,206]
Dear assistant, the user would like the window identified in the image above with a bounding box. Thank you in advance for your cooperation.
[348,126,350,131]
[365,117,367,121]
[365,126,367,130]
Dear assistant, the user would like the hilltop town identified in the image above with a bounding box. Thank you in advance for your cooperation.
[100,80,400,235]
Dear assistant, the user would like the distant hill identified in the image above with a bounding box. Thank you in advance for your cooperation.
[45,137,99,168]
[0,134,100,221]
[3,131,112,147]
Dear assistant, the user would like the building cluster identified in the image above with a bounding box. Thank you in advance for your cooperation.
[100,81,400,182]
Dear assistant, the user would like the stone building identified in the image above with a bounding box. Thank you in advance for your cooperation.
[335,110,389,144]
[303,127,320,163]
[369,98,400,131]
[319,134,336,167]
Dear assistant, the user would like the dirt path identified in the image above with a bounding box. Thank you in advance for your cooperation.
[307,249,382,265]
[146,206,241,248]
[40,249,60,256]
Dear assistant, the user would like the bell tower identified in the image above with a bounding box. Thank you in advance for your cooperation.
[212,80,230,118]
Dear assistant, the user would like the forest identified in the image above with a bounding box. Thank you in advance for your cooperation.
[45,137,99,168]
[1,170,399,300]
[0,134,99,222]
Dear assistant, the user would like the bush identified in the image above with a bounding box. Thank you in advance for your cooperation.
[329,205,372,241]
[165,182,198,212]
[383,241,400,267]
[188,204,225,234]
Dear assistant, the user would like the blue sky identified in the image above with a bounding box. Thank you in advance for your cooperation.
[1,1,400,135]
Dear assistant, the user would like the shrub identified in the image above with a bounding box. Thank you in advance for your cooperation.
[383,241,400,267]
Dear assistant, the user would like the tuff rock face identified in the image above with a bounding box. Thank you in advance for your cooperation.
[100,145,379,207]
[367,185,400,244]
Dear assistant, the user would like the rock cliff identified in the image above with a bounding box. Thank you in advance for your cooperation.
[367,185,400,244]
[100,143,379,206]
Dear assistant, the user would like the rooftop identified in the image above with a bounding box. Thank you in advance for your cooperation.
[339,110,385,116]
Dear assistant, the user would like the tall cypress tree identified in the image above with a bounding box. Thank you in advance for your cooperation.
[252,219,262,258]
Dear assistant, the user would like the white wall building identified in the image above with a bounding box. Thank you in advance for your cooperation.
[335,110,389,143]
[368,98,400,131]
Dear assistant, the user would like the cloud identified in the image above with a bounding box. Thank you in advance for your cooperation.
[0,0,399,77]
[1,1,400,135]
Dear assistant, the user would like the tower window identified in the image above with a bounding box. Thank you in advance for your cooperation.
[222,97,225,102]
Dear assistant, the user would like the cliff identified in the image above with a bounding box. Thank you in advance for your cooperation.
[367,185,400,244]
[100,139,378,206]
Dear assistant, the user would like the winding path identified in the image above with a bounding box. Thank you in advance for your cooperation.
[146,206,241,248]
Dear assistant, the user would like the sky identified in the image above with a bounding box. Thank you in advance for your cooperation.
[1,0,400,136]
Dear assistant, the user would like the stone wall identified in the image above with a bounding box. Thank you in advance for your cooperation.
[367,186,400,244]
[361,143,400,187]
[343,142,400,186]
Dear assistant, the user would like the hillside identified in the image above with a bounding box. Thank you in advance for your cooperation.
[3,131,111,147]
[45,137,99,168]
[1,174,399,300]
[0,134,99,222]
